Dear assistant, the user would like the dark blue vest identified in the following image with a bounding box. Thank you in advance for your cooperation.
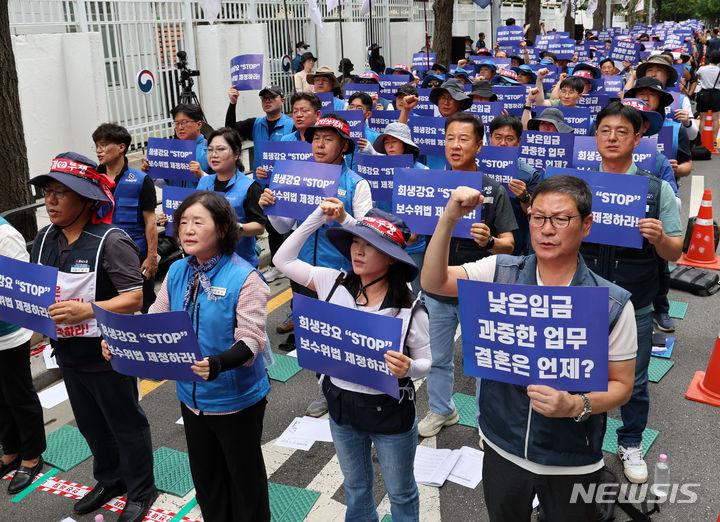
[112,167,148,252]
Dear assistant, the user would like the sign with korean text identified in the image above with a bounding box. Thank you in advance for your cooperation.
[0,256,58,339]
[545,38,576,60]
[379,75,411,99]
[257,140,314,185]
[412,53,436,71]
[408,116,446,157]
[558,106,592,135]
[576,93,610,117]
[93,305,204,381]
[355,153,413,202]
[496,25,524,44]
[663,92,681,118]
[146,137,196,182]
[602,75,624,95]
[368,110,402,134]
[546,167,648,248]
[609,38,642,66]
[467,102,504,135]
[316,92,336,113]
[331,110,365,146]
[657,125,675,160]
[264,160,341,220]
[476,145,519,195]
[294,294,402,398]
[572,136,656,172]
[230,54,263,90]
[343,83,379,99]
[393,168,483,238]
[493,86,527,117]
[162,186,198,236]
[459,280,609,391]
[520,131,574,171]
[415,88,436,114]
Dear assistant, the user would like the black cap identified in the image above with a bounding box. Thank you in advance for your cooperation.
[259,85,285,98]
[395,84,418,98]
[295,41,309,50]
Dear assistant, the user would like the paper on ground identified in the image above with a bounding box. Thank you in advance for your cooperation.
[176,417,184,425]
[413,445,461,487]
[286,349,298,358]
[447,446,484,489]
[299,415,333,442]
[42,344,59,370]
[38,381,68,409]
[274,416,333,450]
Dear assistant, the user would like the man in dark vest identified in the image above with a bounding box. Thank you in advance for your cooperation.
[581,102,682,484]
[93,123,158,313]
[29,153,156,522]
[422,175,638,520]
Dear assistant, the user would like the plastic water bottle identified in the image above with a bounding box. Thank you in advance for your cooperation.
[651,454,670,498]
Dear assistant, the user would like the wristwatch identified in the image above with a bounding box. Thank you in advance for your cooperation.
[573,393,592,422]
[238,222,244,235]
[486,236,495,250]
[521,192,531,204]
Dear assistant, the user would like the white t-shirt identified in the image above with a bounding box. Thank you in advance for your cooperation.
[0,222,33,350]
[461,255,638,475]
[698,64,720,90]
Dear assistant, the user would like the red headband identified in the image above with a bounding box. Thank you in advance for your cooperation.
[359,217,406,247]
[500,69,518,80]
[50,157,116,224]
[315,118,351,137]
[622,98,650,112]
[573,69,594,79]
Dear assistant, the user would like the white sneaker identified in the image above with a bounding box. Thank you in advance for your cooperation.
[418,410,459,438]
[263,266,284,282]
[618,445,648,483]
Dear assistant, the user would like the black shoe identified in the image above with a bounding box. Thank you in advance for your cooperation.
[7,457,43,494]
[0,457,21,479]
[118,488,159,522]
[74,481,127,514]
[278,333,296,352]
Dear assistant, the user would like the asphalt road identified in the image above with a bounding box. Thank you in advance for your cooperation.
[2,155,720,522]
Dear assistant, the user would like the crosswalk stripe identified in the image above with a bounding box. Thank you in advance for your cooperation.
[263,438,297,477]
[418,436,443,522]
[306,454,344,496]
[268,288,293,314]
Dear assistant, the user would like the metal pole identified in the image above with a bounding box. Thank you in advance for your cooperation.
[339,0,346,74]
[491,0,501,48]
[282,0,294,65]
[422,0,430,69]
[369,0,374,46]
[647,0,653,25]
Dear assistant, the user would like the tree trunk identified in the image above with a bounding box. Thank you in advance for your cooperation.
[593,0,606,30]
[0,4,37,242]
[564,2,575,36]
[525,0,541,43]
[432,0,454,67]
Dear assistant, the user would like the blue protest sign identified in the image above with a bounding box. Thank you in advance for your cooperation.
[393,168,483,238]
[146,137,197,182]
[476,145,519,195]
[379,75,409,100]
[657,125,675,160]
[409,116,446,157]
[663,91,681,118]
[355,154,413,202]
[576,93,610,117]
[496,25,524,44]
[294,294,402,399]
[343,83,379,99]
[459,279,609,391]
[316,92,337,113]
[572,136,656,172]
[264,160,341,220]
[257,140,314,185]
[545,167,648,248]
[162,186,197,236]
[0,255,58,339]
[546,38,576,60]
[368,110,402,134]
[415,88,436,114]
[92,305,204,382]
[520,131,574,171]
[535,34,558,50]
[230,54,263,90]
[528,64,560,91]
[609,38,642,66]
[493,86,526,117]
[602,75,624,96]
[412,53,436,71]
[597,29,613,40]
[467,101,504,135]
[558,106,592,135]
[332,110,365,145]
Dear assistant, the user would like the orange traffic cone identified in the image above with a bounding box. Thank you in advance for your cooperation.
[678,189,720,270]
[701,111,719,154]
[686,330,720,407]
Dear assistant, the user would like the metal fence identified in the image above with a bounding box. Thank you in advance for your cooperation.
[8,0,555,148]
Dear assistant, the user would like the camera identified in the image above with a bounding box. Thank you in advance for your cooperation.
[176,50,200,92]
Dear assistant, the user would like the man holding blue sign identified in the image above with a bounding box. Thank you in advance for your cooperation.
[422,175,637,521]
[580,102,682,484]
[28,153,156,521]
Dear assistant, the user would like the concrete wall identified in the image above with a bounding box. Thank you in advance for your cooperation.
[314,22,367,74]
[196,23,270,128]
[389,22,427,67]
[12,32,109,177]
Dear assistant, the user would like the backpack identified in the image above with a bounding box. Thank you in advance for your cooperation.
[669,265,720,296]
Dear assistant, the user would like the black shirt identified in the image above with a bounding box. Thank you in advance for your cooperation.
[224,104,281,141]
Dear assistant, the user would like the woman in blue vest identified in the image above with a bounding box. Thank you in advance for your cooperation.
[106,191,271,521]
[274,200,430,522]
[197,128,267,267]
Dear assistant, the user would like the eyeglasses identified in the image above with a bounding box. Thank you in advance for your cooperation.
[559,88,580,96]
[528,214,581,228]
[174,119,199,128]
[44,188,72,200]
[207,146,230,156]
[292,108,315,115]
[261,95,279,102]
[597,127,634,139]
[95,142,117,151]
[438,94,455,103]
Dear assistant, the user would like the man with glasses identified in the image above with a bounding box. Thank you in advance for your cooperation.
[422,174,638,521]
[226,84,295,282]
[142,104,210,189]
[580,102,682,485]
[93,123,158,313]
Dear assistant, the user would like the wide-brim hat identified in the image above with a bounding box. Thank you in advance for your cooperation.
[373,122,421,159]
[573,62,602,79]
[636,54,678,87]
[477,60,498,73]
[492,68,521,85]
[29,152,113,203]
[513,65,537,83]
[571,69,599,92]
[527,108,574,133]
[421,74,446,88]
[451,68,472,82]
[300,52,317,64]
[476,48,493,56]
[429,78,473,110]
[307,65,339,87]
[620,98,664,136]
[326,209,419,282]
[304,116,355,155]
[431,63,448,74]
[624,76,674,113]
[469,80,497,101]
